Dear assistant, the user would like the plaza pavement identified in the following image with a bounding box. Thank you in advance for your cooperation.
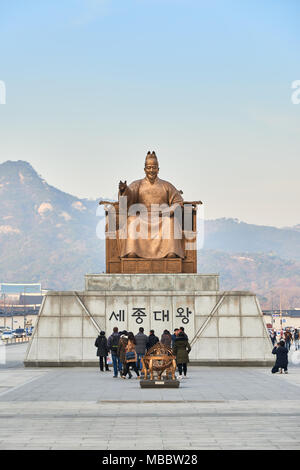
[0,343,300,450]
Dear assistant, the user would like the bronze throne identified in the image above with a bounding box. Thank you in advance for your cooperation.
[100,201,200,274]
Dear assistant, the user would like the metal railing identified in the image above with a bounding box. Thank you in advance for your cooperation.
[1,336,31,345]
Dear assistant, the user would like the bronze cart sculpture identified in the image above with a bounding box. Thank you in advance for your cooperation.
[140,342,177,381]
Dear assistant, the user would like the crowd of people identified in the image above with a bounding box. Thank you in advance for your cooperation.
[94,326,191,380]
[95,325,299,380]
[269,328,298,351]
[269,328,300,375]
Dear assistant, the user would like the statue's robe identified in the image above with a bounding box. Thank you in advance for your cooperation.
[118,177,184,259]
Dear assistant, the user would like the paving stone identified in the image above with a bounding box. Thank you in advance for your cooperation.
[1,345,300,449]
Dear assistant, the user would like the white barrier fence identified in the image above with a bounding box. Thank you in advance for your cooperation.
[1,336,31,345]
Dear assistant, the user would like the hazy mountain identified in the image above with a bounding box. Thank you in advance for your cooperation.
[0,160,105,290]
[198,250,300,309]
[0,160,299,308]
[203,218,300,261]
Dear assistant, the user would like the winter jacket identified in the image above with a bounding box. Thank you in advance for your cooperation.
[146,333,159,350]
[135,332,148,354]
[95,335,109,357]
[107,332,120,356]
[118,335,128,363]
[173,336,191,364]
[161,333,172,348]
[272,346,288,369]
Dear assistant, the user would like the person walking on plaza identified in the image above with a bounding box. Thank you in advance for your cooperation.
[161,329,172,348]
[279,330,283,340]
[146,329,159,351]
[122,332,140,379]
[271,340,288,374]
[107,327,122,378]
[118,331,128,377]
[294,329,299,351]
[270,329,277,347]
[95,331,110,372]
[135,327,148,370]
[173,331,191,379]
[284,329,292,351]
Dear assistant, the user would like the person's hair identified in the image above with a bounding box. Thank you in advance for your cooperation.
[127,332,136,344]
[163,329,169,334]
[100,331,105,336]
[279,340,285,347]
[139,327,144,333]
[113,327,118,333]
[174,328,179,332]
[180,327,185,332]
[150,329,154,334]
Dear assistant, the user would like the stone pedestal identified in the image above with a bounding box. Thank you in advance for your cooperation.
[24,274,273,367]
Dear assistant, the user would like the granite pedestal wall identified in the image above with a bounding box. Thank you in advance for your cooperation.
[24,274,273,366]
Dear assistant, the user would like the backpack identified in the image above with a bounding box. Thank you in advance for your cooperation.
[111,335,119,355]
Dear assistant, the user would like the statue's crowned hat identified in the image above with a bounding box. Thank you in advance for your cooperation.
[145,151,158,165]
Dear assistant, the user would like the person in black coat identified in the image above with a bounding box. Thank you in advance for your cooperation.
[95,331,110,372]
[146,330,159,350]
[271,340,288,374]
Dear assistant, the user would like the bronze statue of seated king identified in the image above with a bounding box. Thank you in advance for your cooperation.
[100,151,202,274]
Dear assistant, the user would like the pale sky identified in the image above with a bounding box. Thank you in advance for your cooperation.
[0,0,299,227]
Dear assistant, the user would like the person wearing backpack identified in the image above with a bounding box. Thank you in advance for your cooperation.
[122,332,140,379]
[95,331,110,372]
[107,327,122,378]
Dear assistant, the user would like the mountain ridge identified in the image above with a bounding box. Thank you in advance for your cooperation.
[0,160,299,309]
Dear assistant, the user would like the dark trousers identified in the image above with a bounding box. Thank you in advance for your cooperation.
[177,363,187,376]
[99,356,109,371]
[123,362,140,377]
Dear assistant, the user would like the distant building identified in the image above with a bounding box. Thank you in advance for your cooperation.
[0,283,41,294]
[263,308,300,330]
[19,293,43,306]
[0,282,44,316]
